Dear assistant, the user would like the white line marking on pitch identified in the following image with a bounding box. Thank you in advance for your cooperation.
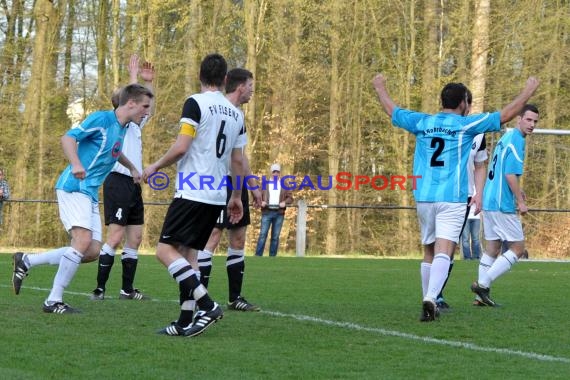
[5,285,569,364]
[263,311,570,364]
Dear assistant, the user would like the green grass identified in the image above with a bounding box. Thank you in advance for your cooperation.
[1,253,569,379]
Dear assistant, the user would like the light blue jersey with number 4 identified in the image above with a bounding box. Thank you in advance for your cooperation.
[392,107,501,203]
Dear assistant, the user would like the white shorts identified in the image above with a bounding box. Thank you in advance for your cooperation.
[416,202,467,244]
[482,211,524,242]
[56,190,102,242]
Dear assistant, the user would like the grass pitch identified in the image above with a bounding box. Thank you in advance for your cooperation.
[1,253,569,379]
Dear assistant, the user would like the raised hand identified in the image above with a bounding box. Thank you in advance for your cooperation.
[525,76,540,95]
[140,61,155,83]
[128,54,140,84]
[372,73,387,90]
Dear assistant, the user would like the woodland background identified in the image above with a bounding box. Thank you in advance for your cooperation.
[0,0,569,257]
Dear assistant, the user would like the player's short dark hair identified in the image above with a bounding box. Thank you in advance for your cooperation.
[118,84,154,106]
[440,82,469,109]
[199,53,227,87]
[466,88,473,105]
[520,103,539,116]
[111,87,121,109]
[225,68,253,94]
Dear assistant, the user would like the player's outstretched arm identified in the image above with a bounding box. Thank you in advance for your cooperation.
[372,73,398,118]
[499,77,539,124]
[141,135,192,183]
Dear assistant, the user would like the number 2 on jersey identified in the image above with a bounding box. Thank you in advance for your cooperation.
[430,137,445,167]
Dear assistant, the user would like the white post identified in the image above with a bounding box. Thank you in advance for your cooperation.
[296,199,307,257]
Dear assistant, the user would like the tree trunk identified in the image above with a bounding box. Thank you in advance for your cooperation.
[326,3,342,255]
[10,0,55,244]
[396,0,417,255]
[111,0,120,88]
[97,0,109,103]
[63,0,75,93]
[145,0,160,63]
[347,1,365,253]
[470,0,490,113]
[244,0,267,155]
[421,0,439,113]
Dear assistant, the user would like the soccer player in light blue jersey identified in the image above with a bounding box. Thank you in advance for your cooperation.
[12,84,153,314]
[471,104,539,306]
[435,90,489,310]
[91,55,156,302]
[373,74,539,321]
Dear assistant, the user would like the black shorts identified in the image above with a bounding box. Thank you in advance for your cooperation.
[103,172,144,226]
[159,198,224,250]
[214,180,251,230]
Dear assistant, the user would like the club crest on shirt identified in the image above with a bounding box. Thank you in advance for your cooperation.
[112,141,122,158]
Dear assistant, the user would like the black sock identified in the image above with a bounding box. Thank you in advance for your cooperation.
[227,256,244,302]
[174,267,214,323]
[121,257,138,293]
[177,281,194,326]
[174,266,196,326]
[96,254,115,290]
[199,264,212,288]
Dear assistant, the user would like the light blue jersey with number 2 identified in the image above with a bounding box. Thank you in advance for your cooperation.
[391,107,501,203]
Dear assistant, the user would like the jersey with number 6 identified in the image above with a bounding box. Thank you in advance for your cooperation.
[391,108,501,203]
[175,90,246,205]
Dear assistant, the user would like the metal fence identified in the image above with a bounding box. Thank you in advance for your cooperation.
[1,198,569,259]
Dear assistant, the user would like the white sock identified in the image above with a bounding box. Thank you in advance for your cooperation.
[46,248,83,303]
[198,249,213,261]
[100,243,116,257]
[227,248,245,266]
[181,299,196,315]
[483,250,519,286]
[478,253,496,286]
[198,250,213,276]
[122,246,138,260]
[425,253,451,300]
[420,262,431,298]
[168,258,192,279]
[27,247,68,268]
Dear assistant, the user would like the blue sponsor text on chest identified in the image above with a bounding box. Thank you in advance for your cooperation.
[423,127,457,137]
[208,104,239,121]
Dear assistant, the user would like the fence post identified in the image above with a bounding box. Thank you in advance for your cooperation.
[296,199,307,257]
